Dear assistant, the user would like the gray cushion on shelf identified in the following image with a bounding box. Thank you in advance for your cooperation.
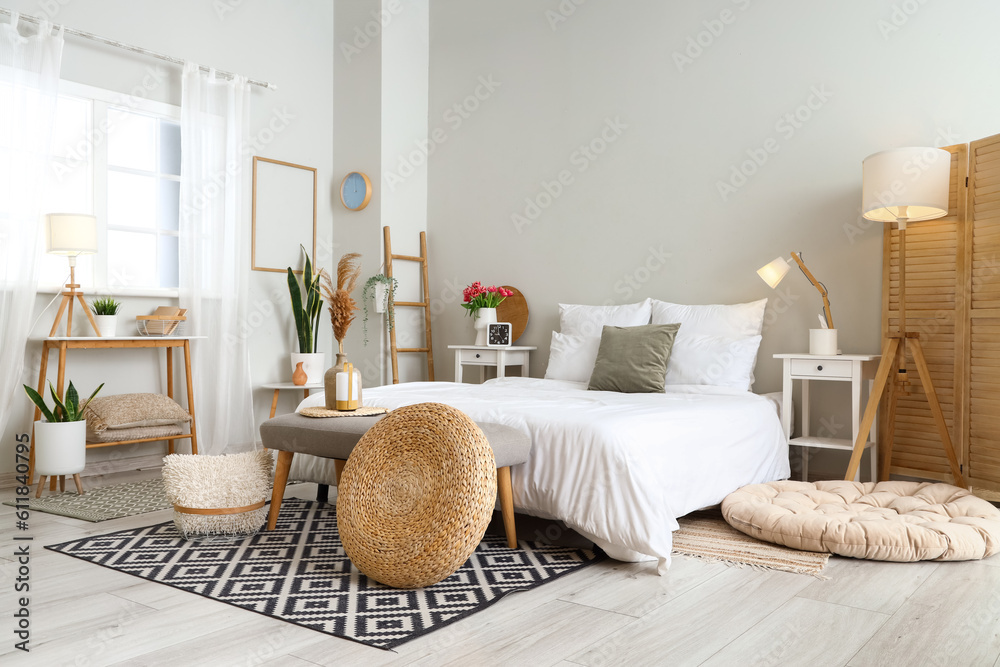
[259,412,530,468]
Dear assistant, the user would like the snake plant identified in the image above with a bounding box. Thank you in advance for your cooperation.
[287,245,323,353]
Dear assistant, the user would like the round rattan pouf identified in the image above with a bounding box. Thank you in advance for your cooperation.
[336,402,497,589]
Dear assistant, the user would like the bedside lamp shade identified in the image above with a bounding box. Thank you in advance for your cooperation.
[757,256,792,289]
[45,214,98,256]
[862,148,951,222]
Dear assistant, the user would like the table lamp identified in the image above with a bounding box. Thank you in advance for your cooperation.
[757,252,836,354]
[45,213,101,337]
[844,147,965,486]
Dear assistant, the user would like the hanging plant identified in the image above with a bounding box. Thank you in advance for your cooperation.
[361,274,398,346]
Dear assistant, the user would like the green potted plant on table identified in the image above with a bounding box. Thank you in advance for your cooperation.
[23,380,103,494]
[90,297,122,338]
[287,245,325,384]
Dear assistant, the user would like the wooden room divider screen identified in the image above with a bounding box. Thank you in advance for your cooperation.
[880,133,1000,500]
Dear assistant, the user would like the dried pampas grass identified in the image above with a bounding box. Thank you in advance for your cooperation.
[321,252,362,353]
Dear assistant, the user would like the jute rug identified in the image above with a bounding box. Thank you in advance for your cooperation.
[672,509,830,579]
[46,498,604,650]
[4,478,170,522]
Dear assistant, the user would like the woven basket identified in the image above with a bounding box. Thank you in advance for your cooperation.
[337,402,497,589]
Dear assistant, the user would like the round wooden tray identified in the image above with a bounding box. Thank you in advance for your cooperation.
[496,286,528,343]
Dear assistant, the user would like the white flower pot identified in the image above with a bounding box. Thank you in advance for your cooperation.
[290,352,325,385]
[94,314,118,337]
[33,420,87,476]
[474,308,497,346]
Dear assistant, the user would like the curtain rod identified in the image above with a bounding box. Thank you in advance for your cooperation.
[0,8,276,90]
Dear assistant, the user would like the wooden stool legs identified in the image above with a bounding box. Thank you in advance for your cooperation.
[265,453,520,549]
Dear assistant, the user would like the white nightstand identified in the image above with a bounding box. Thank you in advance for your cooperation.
[774,353,881,482]
[448,345,536,383]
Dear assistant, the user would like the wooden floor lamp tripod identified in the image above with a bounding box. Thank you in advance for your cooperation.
[844,148,966,487]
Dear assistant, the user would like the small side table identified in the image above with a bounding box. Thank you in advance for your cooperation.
[260,382,325,419]
[774,353,881,483]
[448,345,537,383]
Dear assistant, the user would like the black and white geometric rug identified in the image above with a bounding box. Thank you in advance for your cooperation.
[46,498,603,649]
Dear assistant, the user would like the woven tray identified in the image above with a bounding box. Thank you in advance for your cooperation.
[299,406,389,419]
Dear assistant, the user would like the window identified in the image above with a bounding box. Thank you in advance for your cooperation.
[38,82,181,294]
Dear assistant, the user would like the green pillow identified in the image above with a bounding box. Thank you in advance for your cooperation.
[587,324,681,393]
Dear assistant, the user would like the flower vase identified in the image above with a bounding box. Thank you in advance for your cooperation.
[325,352,356,409]
[474,308,497,346]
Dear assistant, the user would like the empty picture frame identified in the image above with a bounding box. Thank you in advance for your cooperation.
[251,156,317,273]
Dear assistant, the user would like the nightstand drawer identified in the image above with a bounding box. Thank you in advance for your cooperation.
[459,349,498,365]
[789,358,853,378]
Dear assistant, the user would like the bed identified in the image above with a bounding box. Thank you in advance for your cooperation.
[297,376,789,573]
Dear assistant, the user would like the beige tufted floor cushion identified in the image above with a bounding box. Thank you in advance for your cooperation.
[722,480,1000,561]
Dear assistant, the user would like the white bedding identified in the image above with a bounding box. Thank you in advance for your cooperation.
[298,377,789,572]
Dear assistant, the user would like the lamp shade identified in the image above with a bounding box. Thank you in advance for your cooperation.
[757,256,791,289]
[862,147,951,222]
[45,214,98,255]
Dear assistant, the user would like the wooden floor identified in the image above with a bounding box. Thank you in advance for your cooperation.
[2,472,999,667]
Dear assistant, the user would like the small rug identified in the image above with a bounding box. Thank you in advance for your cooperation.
[46,498,603,650]
[5,478,170,522]
[672,508,830,579]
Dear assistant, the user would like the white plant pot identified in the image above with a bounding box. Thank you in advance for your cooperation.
[94,314,118,337]
[33,420,87,476]
[474,308,497,346]
[290,352,325,384]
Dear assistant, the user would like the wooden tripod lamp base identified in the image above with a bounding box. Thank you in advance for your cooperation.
[43,214,100,337]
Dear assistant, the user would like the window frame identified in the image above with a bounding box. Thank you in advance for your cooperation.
[36,80,182,298]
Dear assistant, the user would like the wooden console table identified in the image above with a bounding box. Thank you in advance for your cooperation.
[30,336,203,483]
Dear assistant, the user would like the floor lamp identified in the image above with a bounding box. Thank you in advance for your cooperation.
[844,148,966,486]
[45,213,101,337]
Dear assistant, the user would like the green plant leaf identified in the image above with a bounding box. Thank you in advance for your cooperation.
[64,381,79,421]
[287,267,306,353]
[48,382,68,422]
[23,385,55,423]
[78,382,104,416]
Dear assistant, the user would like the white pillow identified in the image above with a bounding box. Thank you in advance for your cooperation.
[544,331,602,383]
[558,299,651,337]
[650,298,767,337]
[665,334,762,391]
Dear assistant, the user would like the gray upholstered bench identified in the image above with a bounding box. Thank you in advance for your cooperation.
[259,412,531,547]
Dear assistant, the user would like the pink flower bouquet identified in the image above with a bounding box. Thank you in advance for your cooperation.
[461,282,513,317]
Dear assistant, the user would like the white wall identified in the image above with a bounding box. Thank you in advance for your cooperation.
[424,0,1000,473]
[1,0,335,475]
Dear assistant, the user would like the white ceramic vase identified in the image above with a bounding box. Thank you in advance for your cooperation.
[290,352,326,384]
[33,420,87,476]
[94,315,118,337]
[474,308,497,346]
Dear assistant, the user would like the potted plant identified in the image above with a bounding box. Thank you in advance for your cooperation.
[462,282,513,345]
[90,297,122,338]
[286,245,325,384]
[361,274,398,346]
[23,380,103,488]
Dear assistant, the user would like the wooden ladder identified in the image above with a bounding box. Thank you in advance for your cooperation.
[383,225,435,384]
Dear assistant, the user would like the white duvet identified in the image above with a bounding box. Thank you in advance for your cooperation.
[298,377,789,573]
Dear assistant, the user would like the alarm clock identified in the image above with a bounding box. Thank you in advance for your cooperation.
[487,322,512,347]
[340,171,372,211]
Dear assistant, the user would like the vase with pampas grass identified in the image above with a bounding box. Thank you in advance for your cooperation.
[321,252,362,410]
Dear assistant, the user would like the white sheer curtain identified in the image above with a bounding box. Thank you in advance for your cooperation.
[179,62,255,454]
[0,15,63,433]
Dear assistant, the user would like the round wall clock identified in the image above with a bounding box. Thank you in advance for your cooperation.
[340,171,372,211]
